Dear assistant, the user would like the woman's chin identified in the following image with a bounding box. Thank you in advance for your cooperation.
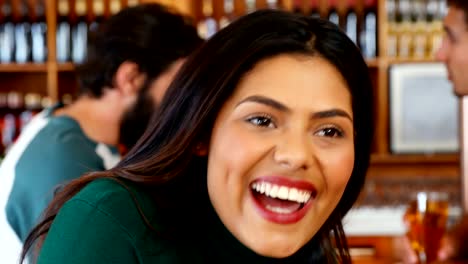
[248,241,303,259]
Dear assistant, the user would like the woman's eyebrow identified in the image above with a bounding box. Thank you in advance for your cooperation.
[237,95,353,121]
[236,95,289,112]
[312,109,353,122]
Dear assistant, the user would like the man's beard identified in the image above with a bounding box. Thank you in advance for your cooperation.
[119,89,156,151]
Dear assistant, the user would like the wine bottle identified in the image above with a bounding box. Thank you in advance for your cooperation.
[31,0,46,63]
[197,0,217,39]
[219,0,234,29]
[0,0,14,63]
[14,0,32,63]
[310,0,320,18]
[56,0,71,62]
[327,0,340,27]
[71,0,88,63]
[387,0,398,58]
[344,0,358,44]
[360,0,377,58]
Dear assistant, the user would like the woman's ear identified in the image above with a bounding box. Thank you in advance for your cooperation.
[194,142,208,156]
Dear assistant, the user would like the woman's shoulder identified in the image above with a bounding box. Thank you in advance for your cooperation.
[68,177,158,234]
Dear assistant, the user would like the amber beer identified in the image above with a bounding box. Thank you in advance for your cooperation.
[404,192,449,263]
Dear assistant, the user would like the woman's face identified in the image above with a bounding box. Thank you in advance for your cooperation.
[206,54,355,258]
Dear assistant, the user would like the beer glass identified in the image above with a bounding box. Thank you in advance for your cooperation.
[404,191,449,263]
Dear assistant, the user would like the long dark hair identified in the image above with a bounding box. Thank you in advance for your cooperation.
[22,9,373,263]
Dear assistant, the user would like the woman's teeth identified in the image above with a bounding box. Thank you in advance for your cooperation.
[251,182,312,204]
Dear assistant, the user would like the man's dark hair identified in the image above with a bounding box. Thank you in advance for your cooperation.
[76,3,202,98]
[447,0,468,26]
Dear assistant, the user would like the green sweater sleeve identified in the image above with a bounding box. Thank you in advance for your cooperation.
[37,199,139,264]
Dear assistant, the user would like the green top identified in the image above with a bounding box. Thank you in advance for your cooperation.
[37,179,325,263]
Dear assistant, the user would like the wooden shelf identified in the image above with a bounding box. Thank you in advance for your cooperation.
[387,58,439,65]
[368,154,459,179]
[371,153,459,165]
[0,63,48,73]
[365,58,380,68]
[58,63,76,72]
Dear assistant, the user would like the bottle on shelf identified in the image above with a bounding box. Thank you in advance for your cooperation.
[219,0,235,29]
[292,0,307,15]
[109,0,121,16]
[30,0,47,63]
[1,91,23,154]
[19,93,42,132]
[386,0,398,58]
[127,0,139,7]
[360,0,377,58]
[197,0,217,40]
[56,0,71,62]
[411,0,428,59]
[396,0,413,59]
[61,93,74,105]
[344,0,358,45]
[71,0,88,64]
[14,0,32,63]
[309,0,320,18]
[327,0,341,27]
[266,0,278,9]
[0,0,15,63]
[90,0,105,33]
[427,0,446,57]
[245,0,256,14]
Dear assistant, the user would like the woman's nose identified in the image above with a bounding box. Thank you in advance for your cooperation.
[273,134,311,171]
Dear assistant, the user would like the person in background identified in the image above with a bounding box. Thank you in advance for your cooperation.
[21,9,373,264]
[0,3,202,262]
[398,0,468,263]
[436,0,468,96]
[434,0,468,262]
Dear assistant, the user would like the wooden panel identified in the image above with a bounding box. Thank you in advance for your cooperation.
[0,73,48,95]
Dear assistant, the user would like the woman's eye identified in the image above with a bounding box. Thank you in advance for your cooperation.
[316,127,344,138]
[246,115,275,128]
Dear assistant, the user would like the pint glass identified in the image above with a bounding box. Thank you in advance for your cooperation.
[404,191,449,263]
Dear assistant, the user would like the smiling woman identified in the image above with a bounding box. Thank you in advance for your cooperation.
[21,9,374,264]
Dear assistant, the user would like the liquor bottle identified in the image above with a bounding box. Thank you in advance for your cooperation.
[219,0,234,29]
[344,0,358,44]
[2,91,23,153]
[31,0,47,63]
[310,0,320,18]
[245,0,256,14]
[14,0,31,63]
[56,0,71,62]
[397,0,412,59]
[387,0,398,58]
[197,0,217,39]
[127,0,139,7]
[71,0,88,63]
[110,0,121,15]
[90,0,105,32]
[292,0,307,14]
[19,93,42,131]
[266,0,278,9]
[327,0,341,27]
[360,0,377,58]
[0,0,15,63]
[427,0,445,57]
[411,0,427,59]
